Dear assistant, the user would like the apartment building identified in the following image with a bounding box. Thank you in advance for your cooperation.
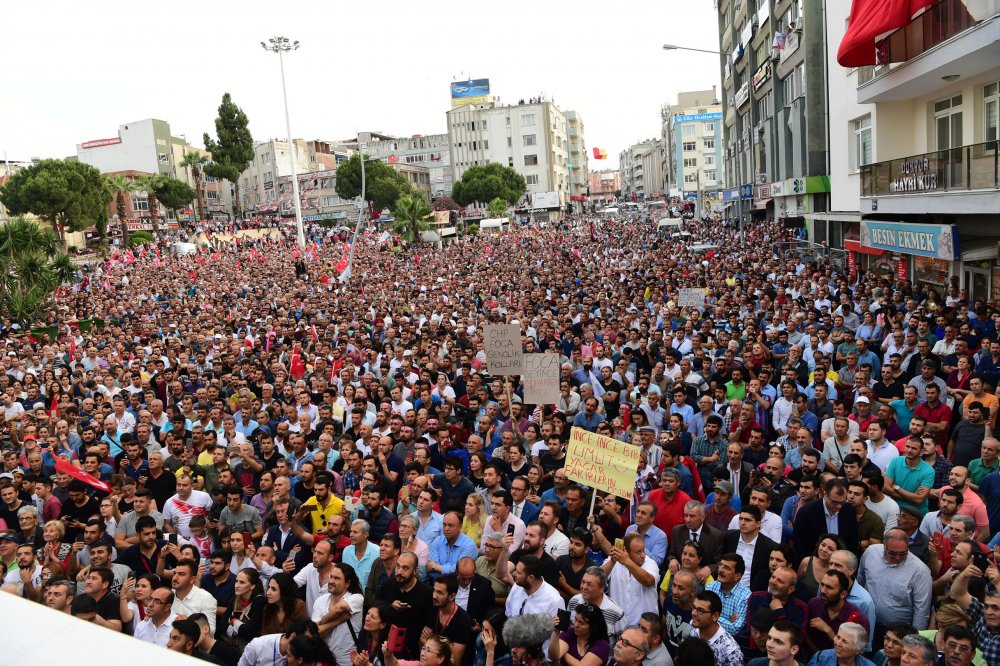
[619,140,666,201]
[239,139,349,216]
[830,0,1000,300]
[662,89,724,207]
[446,99,586,210]
[351,132,452,199]
[588,169,621,204]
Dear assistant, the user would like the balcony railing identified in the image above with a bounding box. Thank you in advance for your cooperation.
[875,0,998,65]
[860,140,1000,196]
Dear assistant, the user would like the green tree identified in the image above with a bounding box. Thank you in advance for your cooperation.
[335,155,414,213]
[104,175,139,247]
[153,177,197,227]
[127,230,155,246]
[486,197,509,219]
[391,195,433,244]
[179,151,208,225]
[451,163,526,207]
[133,174,164,235]
[0,159,111,241]
[431,195,460,211]
[203,93,254,219]
[0,217,77,326]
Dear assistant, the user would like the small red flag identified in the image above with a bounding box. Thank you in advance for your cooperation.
[53,456,111,494]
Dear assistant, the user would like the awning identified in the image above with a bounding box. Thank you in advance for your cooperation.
[753,198,773,210]
[837,0,936,67]
[844,238,886,256]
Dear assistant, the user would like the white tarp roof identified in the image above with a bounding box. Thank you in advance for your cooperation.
[657,219,682,229]
[0,593,202,664]
[479,218,508,229]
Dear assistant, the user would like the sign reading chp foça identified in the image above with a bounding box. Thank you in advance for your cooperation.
[483,324,524,374]
[564,427,641,499]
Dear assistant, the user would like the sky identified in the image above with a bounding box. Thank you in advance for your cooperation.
[3,1,721,171]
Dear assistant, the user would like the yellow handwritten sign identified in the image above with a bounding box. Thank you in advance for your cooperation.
[563,427,641,499]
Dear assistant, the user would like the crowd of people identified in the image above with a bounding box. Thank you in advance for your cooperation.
[0,210,996,666]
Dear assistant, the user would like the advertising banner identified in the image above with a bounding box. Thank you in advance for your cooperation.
[483,324,524,374]
[522,354,560,404]
[860,221,958,259]
[450,79,491,107]
[564,428,641,499]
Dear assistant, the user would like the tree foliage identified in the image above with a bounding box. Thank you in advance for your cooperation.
[203,93,253,216]
[127,231,155,246]
[487,197,509,219]
[0,159,111,234]
[391,195,434,244]
[451,163,526,207]
[179,151,208,225]
[432,196,460,211]
[0,217,76,325]
[335,155,414,213]
[104,175,138,247]
[133,174,164,234]
[154,177,197,213]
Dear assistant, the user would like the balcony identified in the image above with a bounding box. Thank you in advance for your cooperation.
[858,0,1000,103]
[860,140,1000,214]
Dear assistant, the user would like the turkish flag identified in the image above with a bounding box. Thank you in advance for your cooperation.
[335,255,349,274]
[838,0,935,66]
[53,456,111,494]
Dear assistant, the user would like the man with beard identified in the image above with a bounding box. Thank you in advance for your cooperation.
[378,552,433,659]
[422,573,473,666]
[804,569,870,655]
[299,472,345,534]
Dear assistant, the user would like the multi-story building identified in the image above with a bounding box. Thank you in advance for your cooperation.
[829,0,1000,300]
[350,132,452,199]
[446,98,585,211]
[588,170,621,204]
[619,140,666,201]
[716,0,829,225]
[239,139,349,216]
[76,118,232,225]
[565,111,590,212]
[662,89,724,207]
[254,170,357,222]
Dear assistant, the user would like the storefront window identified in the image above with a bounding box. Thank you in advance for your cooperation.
[914,256,949,286]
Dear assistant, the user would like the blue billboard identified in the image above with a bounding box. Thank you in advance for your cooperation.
[450,79,491,106]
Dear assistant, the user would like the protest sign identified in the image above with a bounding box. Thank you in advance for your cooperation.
[483,324,524,374]
[677,288,706,307]
[564,427,641,499]
[522,353,560,404]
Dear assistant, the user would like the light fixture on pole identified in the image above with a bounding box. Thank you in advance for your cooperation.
[261,35,306,248]
[662,42,746,250]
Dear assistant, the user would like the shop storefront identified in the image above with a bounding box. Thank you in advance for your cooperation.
[859,221,959,289]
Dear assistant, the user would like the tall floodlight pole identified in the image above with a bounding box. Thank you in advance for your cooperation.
[663,43,745,250]
[261,36,305,248]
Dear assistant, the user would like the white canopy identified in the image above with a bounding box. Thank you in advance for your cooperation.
[479,218,508,230]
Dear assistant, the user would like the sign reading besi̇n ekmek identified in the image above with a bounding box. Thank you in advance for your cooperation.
[522,353,560,404]
[483,324,524,375]
[564,427,641,499]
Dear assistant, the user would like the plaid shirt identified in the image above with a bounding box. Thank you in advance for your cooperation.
[967,596,1000,665]
[706,580,751,635]
[928,454,954,490]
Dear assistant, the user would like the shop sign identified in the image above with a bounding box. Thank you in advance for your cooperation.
[888,156,940,193]
[860,221,959,259]
[896,258,908,281]
[771,181,785,196]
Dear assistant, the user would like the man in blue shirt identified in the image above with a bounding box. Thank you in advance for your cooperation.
[427,511,478,577]
[432,457,476,512]
[572,397,605,432]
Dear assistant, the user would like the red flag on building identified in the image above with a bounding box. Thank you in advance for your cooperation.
[837,0,935,66]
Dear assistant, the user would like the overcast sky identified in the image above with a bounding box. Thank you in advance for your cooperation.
[4,1,721,171]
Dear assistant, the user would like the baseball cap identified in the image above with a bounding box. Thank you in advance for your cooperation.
[855,396,870,404]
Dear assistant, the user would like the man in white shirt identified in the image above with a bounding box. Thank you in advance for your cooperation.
[481,490,525,555]
[162,474,213,539]
[3,543,42,599]
[313,562,364,666]
[505,554,564,619]
[134,586,177,646]
[538,501,570,558]
[865,421,898,472]
[170,558,217,635]
[601,532,659,626]
[294,538,335,612]
[727,486,783,543]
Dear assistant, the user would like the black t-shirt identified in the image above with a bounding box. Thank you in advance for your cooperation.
[599,379,623,419]
[94,590,123,625]
[539,453,566,478]
[873,378,905,402]
[509,549,560,587]
[207,639,241,666]
[556,554,595,594]
[144,470,177,512]
[425,605,474,664]
[62,497,100,540]
[377,578,434,659]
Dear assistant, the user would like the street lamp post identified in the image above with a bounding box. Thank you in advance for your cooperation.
[261,36,306,249]
[663,43,746,250]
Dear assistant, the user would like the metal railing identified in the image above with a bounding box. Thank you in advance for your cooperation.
[776,240,849,273]
[874,0,999,66]
[860,140,1000,197]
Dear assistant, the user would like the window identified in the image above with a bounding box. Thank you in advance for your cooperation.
[782,64,805,103]
[482,120,488,130]
[704,139,715,149]
[130,196,149,211]
[683,142,697,151]
[483,140,489,149]
[683,158,698,167]
[521,114,536,126]
[705,154,715,166]
[705,170,717,181]
[526,174,539,185]
[986,82,998,141]
[683,125,695,136]
[684,174,698,183]
[704,122,715,132]
[158,153,169,164]
[206,191,219,200]
[756,91,773,120]
[524,154,538,166]
[507,137,512,147]
[853,115,872,170]
[523,134,537,146]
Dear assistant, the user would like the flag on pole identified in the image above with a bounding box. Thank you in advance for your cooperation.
[53,456,111,494]
[592,147,608,160]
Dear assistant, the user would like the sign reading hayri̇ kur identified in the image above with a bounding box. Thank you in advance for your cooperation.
[860,221,959,260]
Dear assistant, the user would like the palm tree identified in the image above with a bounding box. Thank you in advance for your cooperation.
[391,195,434,245]
[487,197,509,219]
[180,151,208,227]
[134,173,164,236]
[0,217,76,326]
[104,175,138,247]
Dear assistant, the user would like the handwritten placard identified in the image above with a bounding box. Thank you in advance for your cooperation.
[483,324,524,375]
[522,353,560,404]
[564,427,641,499]
[677,288,706,307]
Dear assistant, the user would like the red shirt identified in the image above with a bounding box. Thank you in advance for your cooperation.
[914,400,952,451]
[647,488,692,535]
